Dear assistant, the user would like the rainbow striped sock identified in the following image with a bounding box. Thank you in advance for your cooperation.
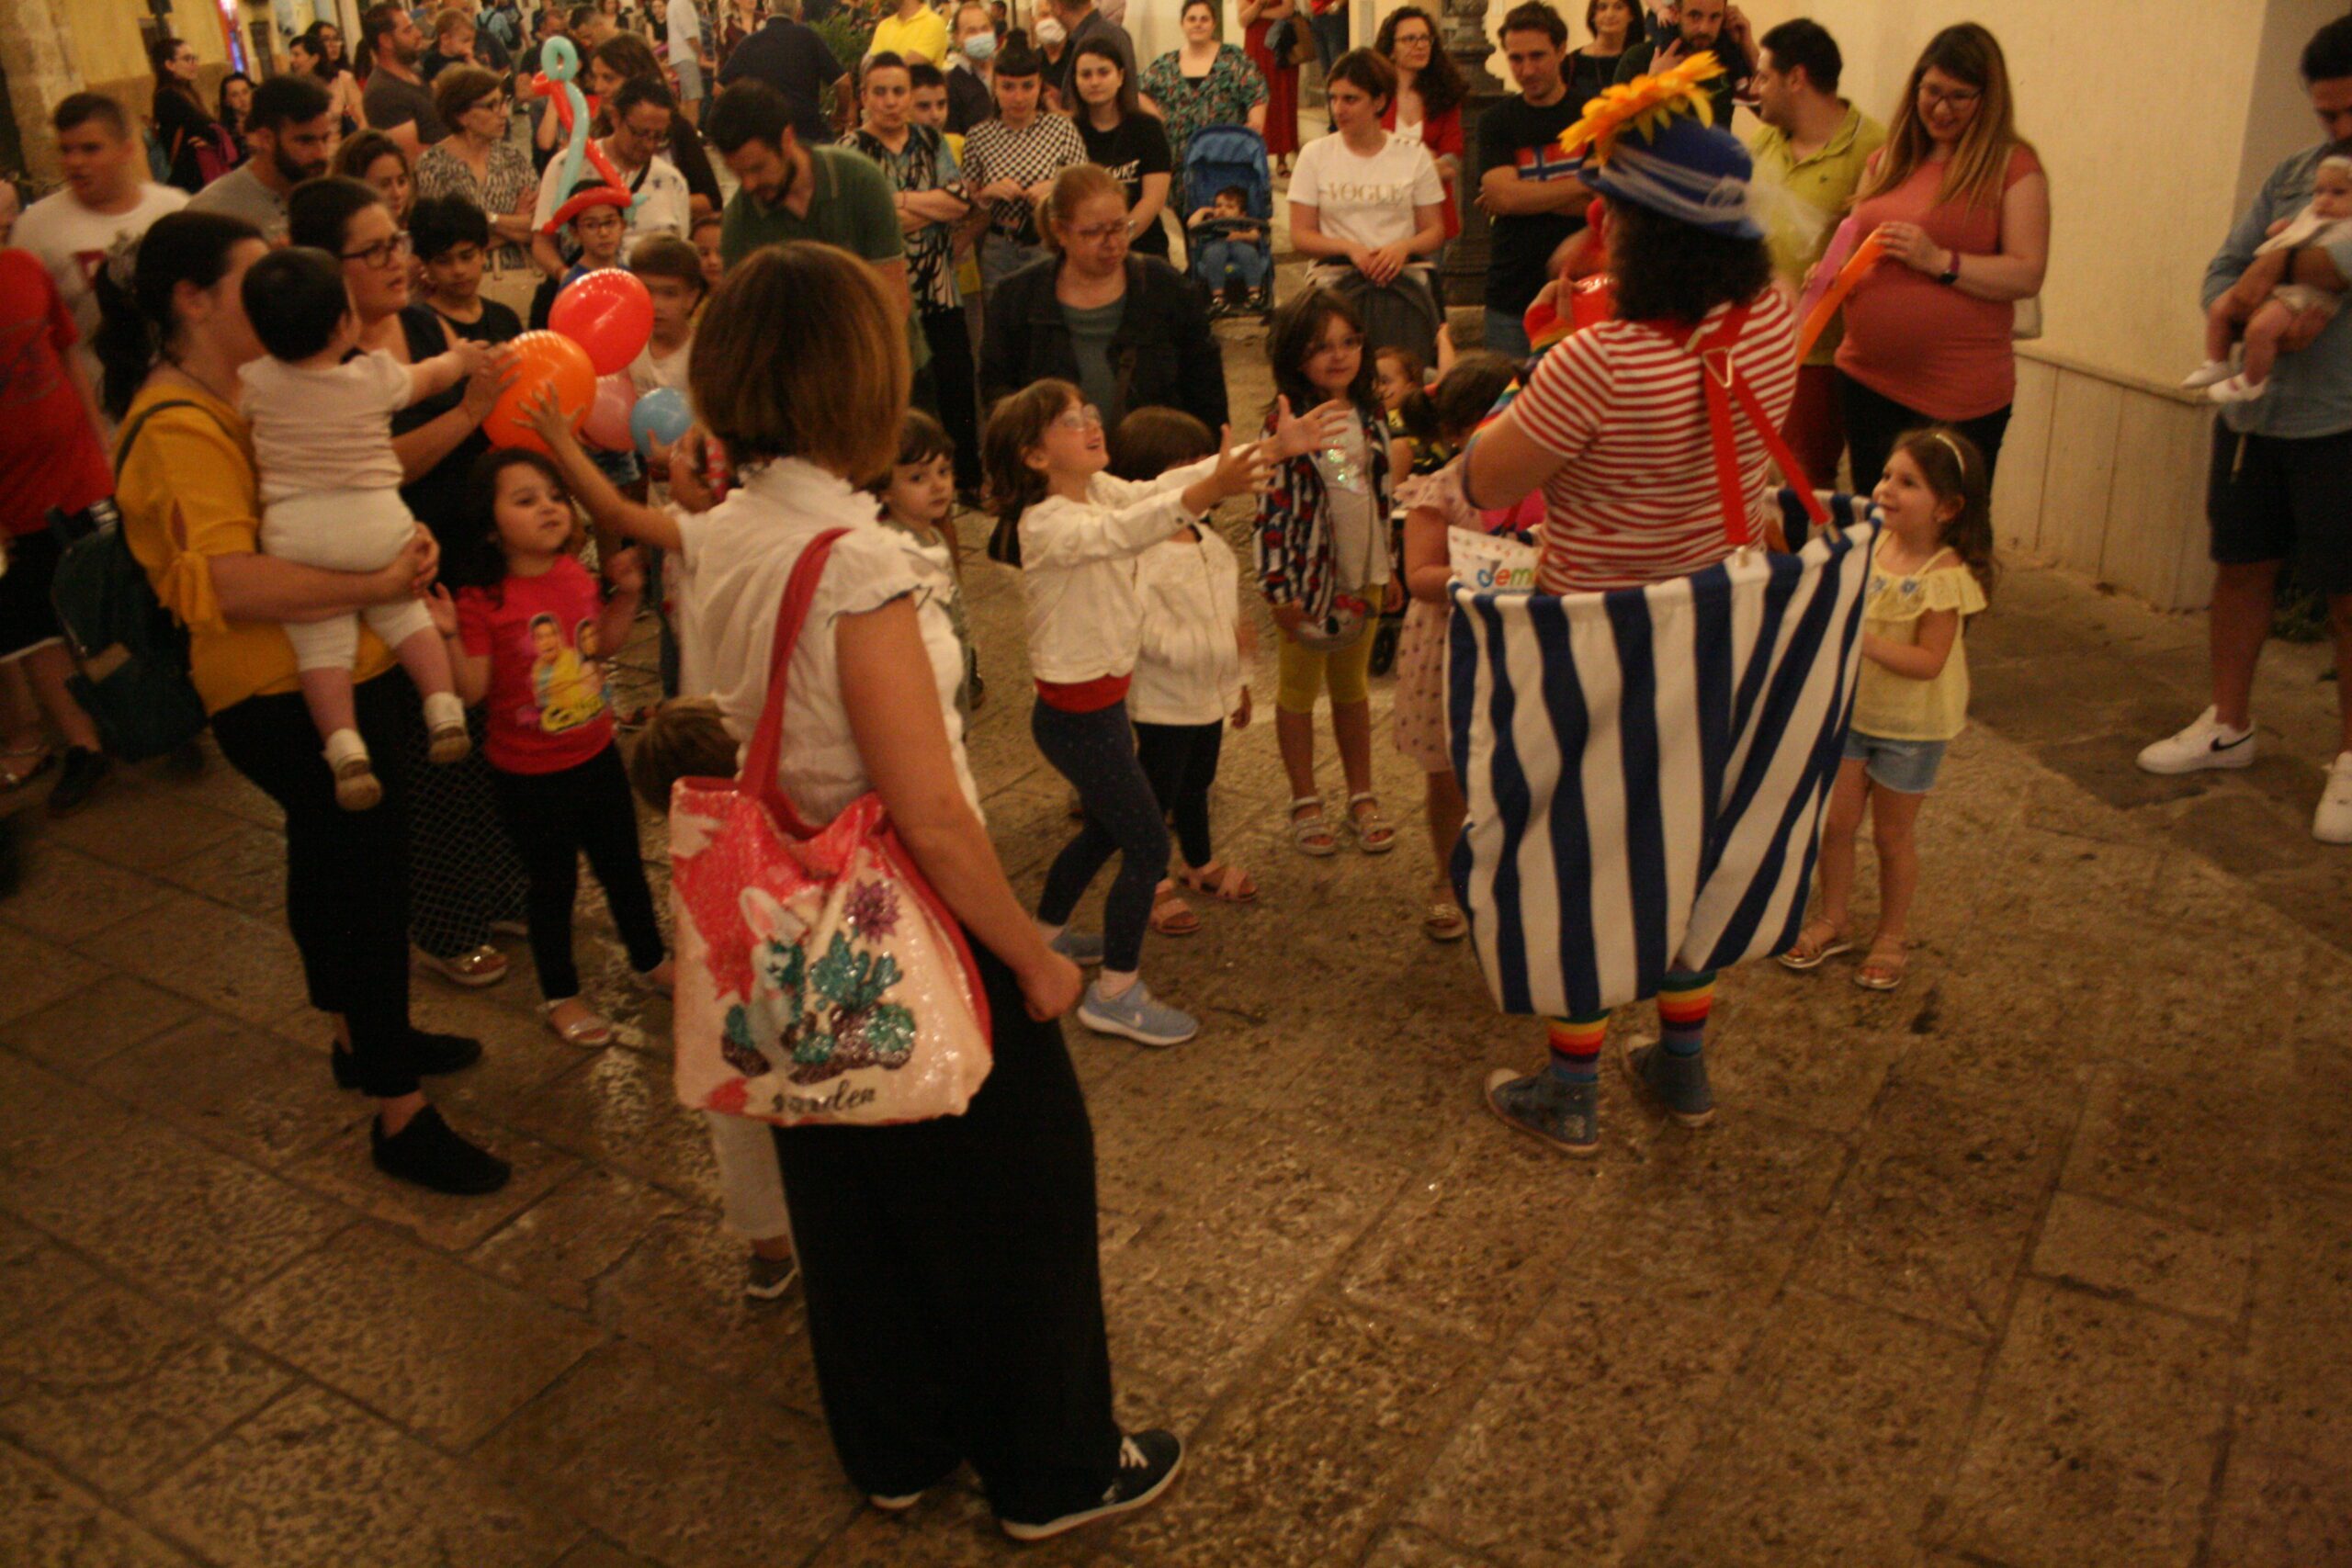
[1658,973,1716,1058]
[1544,1012,1609,1084]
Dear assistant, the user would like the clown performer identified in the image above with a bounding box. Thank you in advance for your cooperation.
[1456,57,1836,1155]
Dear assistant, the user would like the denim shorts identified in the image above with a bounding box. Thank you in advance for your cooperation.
[1843,728,1947,795]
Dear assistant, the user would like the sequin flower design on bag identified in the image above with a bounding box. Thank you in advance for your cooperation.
[719,883,920,1087]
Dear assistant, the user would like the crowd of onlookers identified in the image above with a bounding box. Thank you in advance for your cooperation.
[12,0,2352,1545]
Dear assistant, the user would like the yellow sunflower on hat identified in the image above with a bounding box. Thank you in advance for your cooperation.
[1554,51,1727,165]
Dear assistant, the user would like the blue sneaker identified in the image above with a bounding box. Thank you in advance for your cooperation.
[1049,928,1105,967]
[1078,980,1198,1047]
[1484,1069,1598,1156]
[1622,1040,1716,1127]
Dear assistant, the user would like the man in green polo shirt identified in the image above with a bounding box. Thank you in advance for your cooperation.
[706,79,929,376]
[1748,17,1883,488]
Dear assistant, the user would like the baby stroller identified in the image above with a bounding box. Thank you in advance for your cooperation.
[1183,124,1276,321]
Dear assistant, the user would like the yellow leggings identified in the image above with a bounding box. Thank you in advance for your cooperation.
[1276,630,1377,715]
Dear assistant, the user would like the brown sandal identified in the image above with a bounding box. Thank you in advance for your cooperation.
[1854,938,1908,991]
[1778,919,1853,971]
[1176,861,1258,903]
[1149,882,1200,937]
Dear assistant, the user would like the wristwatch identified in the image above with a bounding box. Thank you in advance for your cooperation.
[1937,253,1962,286]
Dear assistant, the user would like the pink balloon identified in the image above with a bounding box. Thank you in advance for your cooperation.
[581,371,639,452]
[548,268,654,377]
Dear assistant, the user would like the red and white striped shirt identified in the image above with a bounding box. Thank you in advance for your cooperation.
[1509,289,1799,595]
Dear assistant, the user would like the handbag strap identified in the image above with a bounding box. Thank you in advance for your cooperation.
[737,525,851,838]
[1656,306,1831,546]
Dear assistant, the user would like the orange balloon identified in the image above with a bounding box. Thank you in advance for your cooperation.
[483,331,596,454]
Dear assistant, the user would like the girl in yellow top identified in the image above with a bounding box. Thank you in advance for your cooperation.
[1782,425,1993,992]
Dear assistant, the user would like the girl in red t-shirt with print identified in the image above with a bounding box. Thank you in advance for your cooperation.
[428,449,673,1046]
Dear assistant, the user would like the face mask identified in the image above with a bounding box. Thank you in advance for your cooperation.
[1035,17,1066,46]
[962,29,997,61]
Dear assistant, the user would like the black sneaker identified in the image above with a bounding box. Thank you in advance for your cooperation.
[46,747,110,818]
[369,1104,511,1195]
[331,1030,483,1090]
[999,1429,1183,1542]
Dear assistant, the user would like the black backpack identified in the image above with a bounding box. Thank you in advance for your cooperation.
[47,400,215,761]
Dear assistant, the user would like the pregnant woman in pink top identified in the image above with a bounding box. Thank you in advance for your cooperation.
[1834,23,2050,493]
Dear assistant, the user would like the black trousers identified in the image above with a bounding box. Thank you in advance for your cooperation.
[1034,697,1168,975]
[769,940,1120,1526]
[489,741,667,1002]
[210,669,421,1098]
[1838,370,2012,499]
[1135,718,1224,870]
[917,306,984,491]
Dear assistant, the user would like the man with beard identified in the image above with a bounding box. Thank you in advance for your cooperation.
[1612,0,1751,126]
[188,75,338,242]
[360,1,450,157]
[706,81,917,360]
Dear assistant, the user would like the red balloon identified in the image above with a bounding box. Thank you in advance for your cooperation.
[483,331,597,453]
[581,370,639,452]
[548,267,654,377]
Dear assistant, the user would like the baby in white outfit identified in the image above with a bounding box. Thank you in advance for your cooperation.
[238,245,494,809]
[2188,154,2352,403]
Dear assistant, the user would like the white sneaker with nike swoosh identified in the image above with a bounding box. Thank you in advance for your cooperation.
[2136,707,2256,775]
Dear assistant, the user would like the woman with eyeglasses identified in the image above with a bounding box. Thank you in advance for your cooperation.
[94,209,512,1195]
[288,177,535,997]
[297,22,368,137]
[980,164,1227,439]
[527,73,695,279]
[415,66,541,319]
[589,32,725,217]
[1835,22,2048,490]
[150,36,224,195]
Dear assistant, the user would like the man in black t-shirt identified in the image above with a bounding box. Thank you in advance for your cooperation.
[717,0,844,148]
[1476,3,1589,358]
[1612,0,1752,127]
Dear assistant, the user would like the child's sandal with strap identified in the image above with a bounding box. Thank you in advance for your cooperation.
[1289,796,1338,857]
[1345,793,1396,854]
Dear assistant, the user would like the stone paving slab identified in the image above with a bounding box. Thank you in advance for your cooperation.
[3,342,2349,1563]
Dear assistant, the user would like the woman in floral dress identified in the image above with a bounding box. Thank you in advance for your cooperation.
[1141,0,1268,206]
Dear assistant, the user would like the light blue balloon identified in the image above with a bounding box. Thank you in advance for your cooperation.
[630,388,694,459]
[539,38,591,210]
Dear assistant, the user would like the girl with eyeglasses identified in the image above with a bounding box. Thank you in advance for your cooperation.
[980,378,1294,1049]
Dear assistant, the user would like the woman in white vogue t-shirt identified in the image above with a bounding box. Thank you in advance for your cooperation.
[1286,50,1445,286]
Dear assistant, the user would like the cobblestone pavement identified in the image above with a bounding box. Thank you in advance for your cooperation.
[2,314,2346,1566]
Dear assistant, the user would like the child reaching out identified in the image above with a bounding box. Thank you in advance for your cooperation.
[1186,185,1270,314]
[1393,351,1523,942]
[237,246,498,809]
[1256,288,1412,860]
[869,410,979,716]
[1111,406,1258,936]
[1781,426,1995,992]
[982,378,1293,1048]
[2188,153,2352,403]
[426,448,673,1046]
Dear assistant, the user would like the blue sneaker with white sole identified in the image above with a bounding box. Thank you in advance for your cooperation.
[1484,1068,1599,1156]
[1049,928,1105,966]
[1078,979,1197,1046]
[1621,1040,1716,1127]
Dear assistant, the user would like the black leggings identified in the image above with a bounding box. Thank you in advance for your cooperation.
[1135,719,1224,871]
[770,937,1119,1527]
[1838,371,2012,497]
[210,670,421,1098]
[918,306,983,492]
[489,741,667,1002]
[1033,697,1167,975]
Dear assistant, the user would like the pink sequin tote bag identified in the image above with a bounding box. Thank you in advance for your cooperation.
[669,528,992,1126]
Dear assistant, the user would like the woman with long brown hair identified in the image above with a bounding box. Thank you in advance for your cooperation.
[1835,22,2049,490]
[1374,6,1464,257]
[149,36,223,194]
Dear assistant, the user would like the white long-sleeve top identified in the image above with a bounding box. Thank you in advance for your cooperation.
[1130,525,1245,726]
[1017,456,1220,686]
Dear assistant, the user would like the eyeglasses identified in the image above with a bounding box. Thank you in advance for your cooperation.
[1052,404,1104,432]
[1068,221,1126,243]
[1918,84,1982,111]
[340,231,413,268]
[467,96,510,115]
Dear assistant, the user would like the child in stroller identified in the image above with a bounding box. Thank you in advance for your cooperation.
[1188,186,1272,317]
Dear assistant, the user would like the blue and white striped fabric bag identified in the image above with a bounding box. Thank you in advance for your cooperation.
[1447,492,1880,1020]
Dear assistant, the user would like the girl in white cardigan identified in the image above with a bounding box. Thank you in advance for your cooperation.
[1112,407,1260,938]
[981,379,1306,1047]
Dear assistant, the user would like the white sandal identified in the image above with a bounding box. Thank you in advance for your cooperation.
[544,1000,615,1047]
[1289,795,1338,857]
